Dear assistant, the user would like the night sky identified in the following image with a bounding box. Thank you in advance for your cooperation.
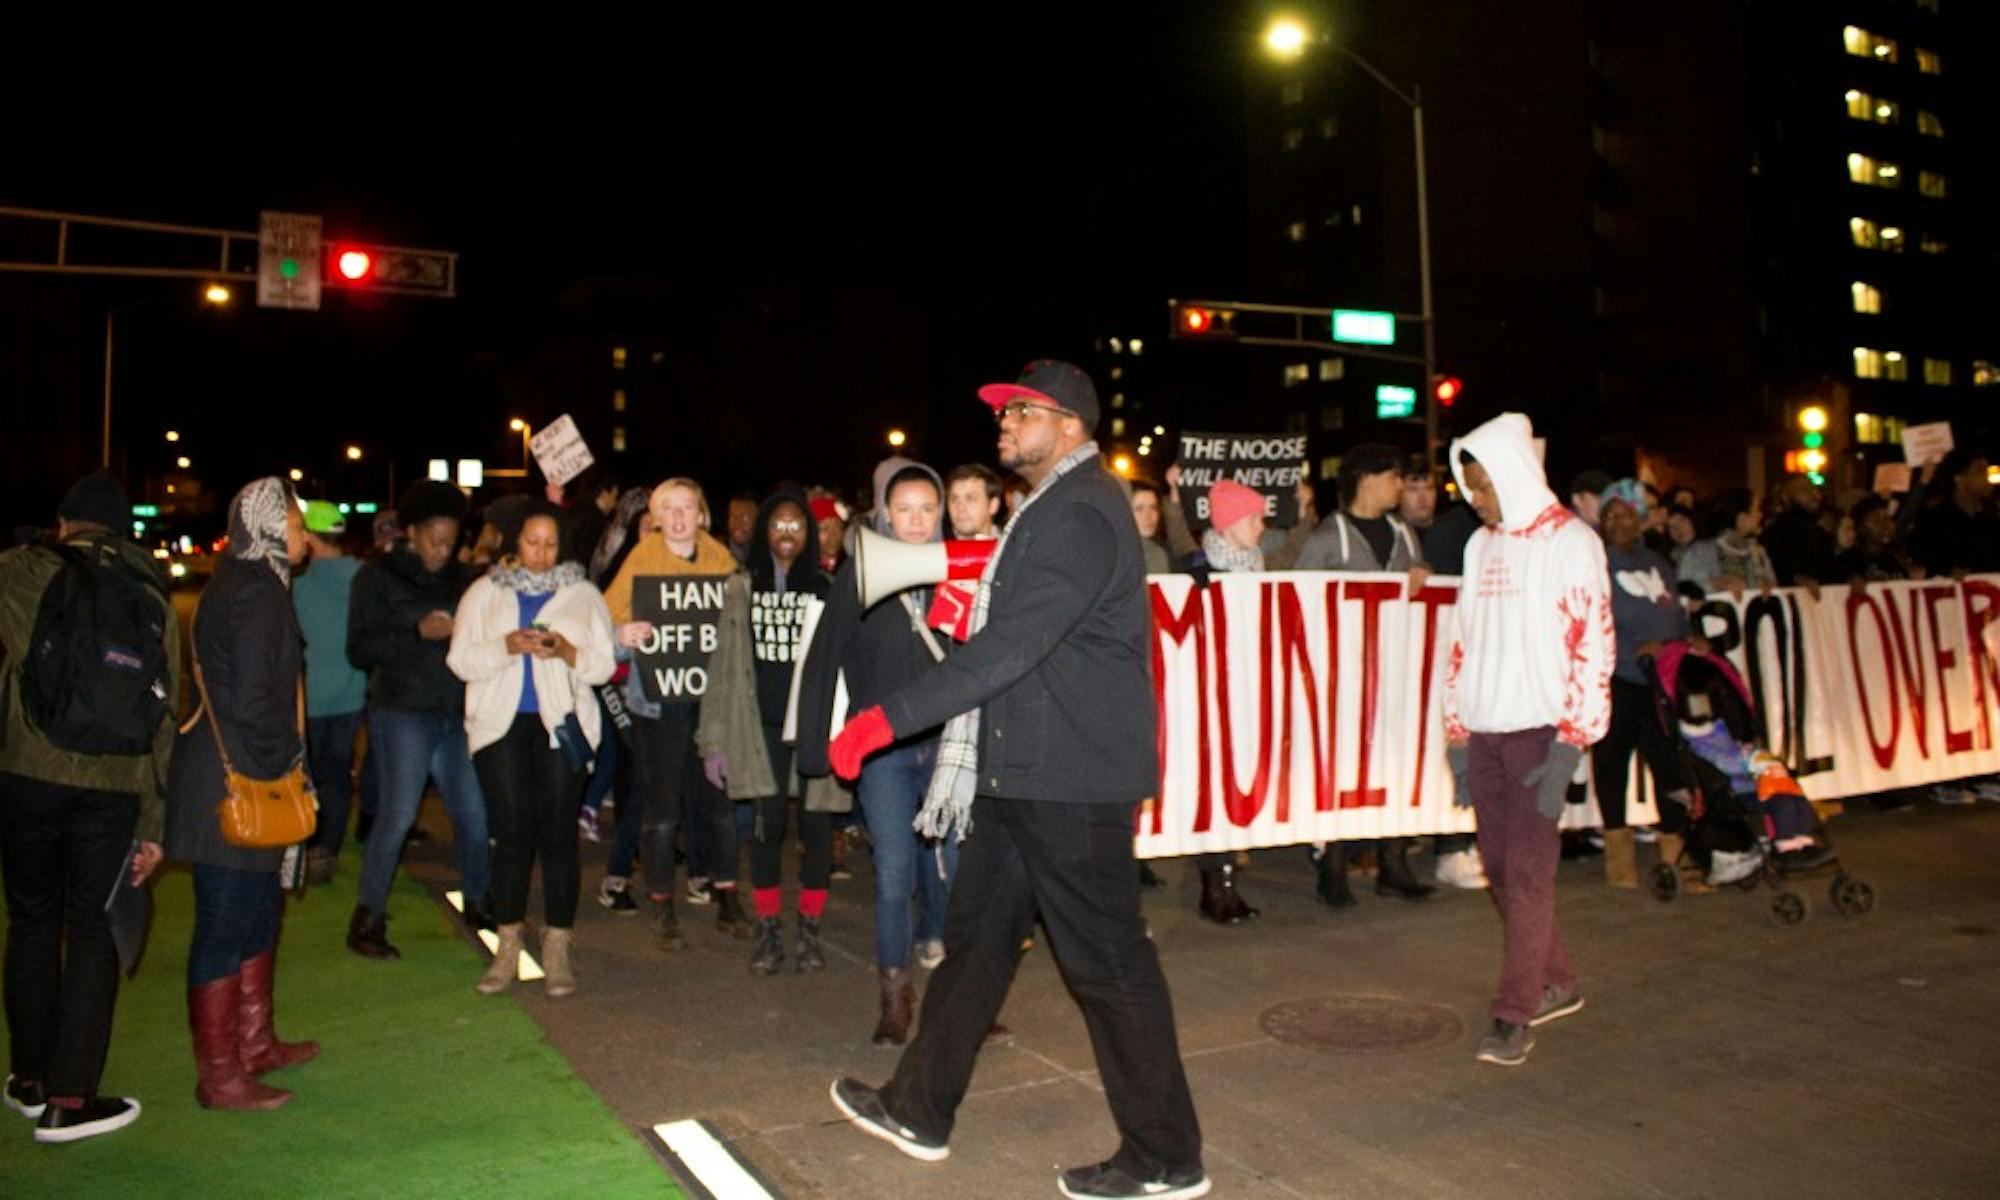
[3,5,1260,524]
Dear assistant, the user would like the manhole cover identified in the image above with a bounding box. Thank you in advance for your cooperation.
[1259,995,1465,1054]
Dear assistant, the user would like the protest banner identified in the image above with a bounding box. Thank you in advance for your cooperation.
[530,414,596,487]
[1172,431,1310,527]
[1135,573,2000,858]
[1900,421,1953,466]
[630,574,729,702]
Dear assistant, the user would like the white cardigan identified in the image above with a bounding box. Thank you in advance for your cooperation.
[446,575,618,755]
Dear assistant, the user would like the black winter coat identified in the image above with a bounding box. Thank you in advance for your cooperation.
[165,557,304,872]
[873,458,1157,807]
[346,548,474,714]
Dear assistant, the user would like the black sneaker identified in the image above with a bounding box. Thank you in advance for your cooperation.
[5,1073,46,1119]
[34,1096,140,1144]
[828,1077,948,1162]
[598,877,639,915]
[1058,1160,1211,1199]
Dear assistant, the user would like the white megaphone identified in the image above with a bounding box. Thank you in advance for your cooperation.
[854,526,999,609]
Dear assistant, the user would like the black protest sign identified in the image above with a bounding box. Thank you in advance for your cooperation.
[751,590,811,667]
[631,575,730,701]
[1173,431,1310,527]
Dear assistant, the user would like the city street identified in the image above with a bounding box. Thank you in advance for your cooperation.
[386,797,2000,1198]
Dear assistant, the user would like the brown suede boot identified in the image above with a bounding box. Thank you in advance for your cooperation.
[871,967,916,1047]
[1603,828,1639,889]
[1656,833,1713,894]
[477,923,524,994]
[238,950,318,1076]
[190,975,291,1111]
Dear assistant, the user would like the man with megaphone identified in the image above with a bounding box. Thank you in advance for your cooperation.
[822,360,1209,1200]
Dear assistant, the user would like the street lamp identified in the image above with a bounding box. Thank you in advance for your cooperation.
[288,468,304,483]
[509,418,532,470]
[345,445,364,461]
[887,428,908,448]
[165,430,180,442]
[203,283,231,305]
[1263,16,1440,465]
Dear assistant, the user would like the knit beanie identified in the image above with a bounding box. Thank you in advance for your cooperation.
[58,471,130,531]
[1206,479,1266,534]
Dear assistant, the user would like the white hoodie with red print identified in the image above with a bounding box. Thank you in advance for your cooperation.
[1442,413,1614,749]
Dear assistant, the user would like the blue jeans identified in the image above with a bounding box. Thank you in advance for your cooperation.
[581,695,619,815]
[307,710,365,858]
[857,739,958,970]
[188,864,281,988]
[357,706,490,915]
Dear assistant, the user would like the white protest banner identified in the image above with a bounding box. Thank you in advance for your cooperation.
[1871,463,1913,495]
[1135,573,2000,858]
[530,414,596,487]
[1173,431,1310,526]
[1901,421,1953,466]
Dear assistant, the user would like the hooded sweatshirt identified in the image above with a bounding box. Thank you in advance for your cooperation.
[1442,413,1613,748]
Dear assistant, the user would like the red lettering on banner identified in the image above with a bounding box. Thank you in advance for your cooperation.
[1883,589,1931,758]
[1963,581,2000,751]
[1318,579,1341,812]
[1409,584,1458,806]
[1210,582,1277,828]
[1274,582,1328,822]
[1846,592,1901,769]
[1150,584,1209,835]
[1922,585,1974,755]
[1339,580,1398,809]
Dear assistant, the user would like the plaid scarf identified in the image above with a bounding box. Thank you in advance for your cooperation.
[1200,526,1264,574]
[915,440,1102,841]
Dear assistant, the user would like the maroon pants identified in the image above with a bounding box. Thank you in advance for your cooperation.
[1468,728,1577,1025]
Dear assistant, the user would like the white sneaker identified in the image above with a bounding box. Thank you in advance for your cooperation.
[1434,849,1489,889]
[1707,848,1761,886]
[916,939,945,970]
[1632,825,1659,844]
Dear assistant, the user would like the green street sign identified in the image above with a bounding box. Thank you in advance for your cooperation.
[132,504,160,518]
[1332,309,1395,346]
[1375,384,1417,419]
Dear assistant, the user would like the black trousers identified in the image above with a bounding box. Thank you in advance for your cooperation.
[881,796,1202,1179]
[631,704,737,895]
[748,728,831,891]
[1590,677,1688,831]
[0,774,136,1099]
[473,714,585,927]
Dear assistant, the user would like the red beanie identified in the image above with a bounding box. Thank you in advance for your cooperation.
[1206,479,1266,534]
[809,497,843,524]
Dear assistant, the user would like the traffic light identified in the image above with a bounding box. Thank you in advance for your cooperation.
[323,241,458,297]
[1169,301,1237,339]
[1434,376,1462,407]
[1792,404,1830,485]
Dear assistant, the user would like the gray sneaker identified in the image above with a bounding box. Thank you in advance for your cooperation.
[1475,1019,1534,1066]
[1530,985,1585,1027]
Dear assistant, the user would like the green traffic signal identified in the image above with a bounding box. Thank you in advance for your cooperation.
[279,258,300,280]
[1802,431,1824,449]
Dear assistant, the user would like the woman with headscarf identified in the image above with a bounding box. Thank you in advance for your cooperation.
[166,477,316,1112]
[447,501,616,996]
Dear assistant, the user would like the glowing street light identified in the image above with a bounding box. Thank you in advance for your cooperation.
[288,468,304,482]
[887,428,908,448]
[345,445,363,461]
[509,419,531,469]
[1799,405,1829,433]
[1111,454,1134,476]
[1263,16,1309,59]
[203,283,232,305]
[175,456,191,469]
[165,430,180,442]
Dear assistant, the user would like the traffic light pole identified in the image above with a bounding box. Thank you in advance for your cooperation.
[1412,90,1440,470]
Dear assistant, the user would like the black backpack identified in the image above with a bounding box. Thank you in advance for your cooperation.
[21,543,172,756]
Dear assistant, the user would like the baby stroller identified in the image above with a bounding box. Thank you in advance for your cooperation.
[1641,642,1875,925]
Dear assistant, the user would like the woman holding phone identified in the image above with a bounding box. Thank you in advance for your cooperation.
[448,501,616,997]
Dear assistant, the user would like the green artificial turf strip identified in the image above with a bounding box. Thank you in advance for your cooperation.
[1,862,677,1198]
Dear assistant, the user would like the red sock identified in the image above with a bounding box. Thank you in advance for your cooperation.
[752,887,782,919]
[799,888,828,918]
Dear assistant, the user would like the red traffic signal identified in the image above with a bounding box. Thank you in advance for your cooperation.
[334,248,374,282]
[1170,301,1237,339]
[1182,307,1213,334]
[1434,376,1462,407]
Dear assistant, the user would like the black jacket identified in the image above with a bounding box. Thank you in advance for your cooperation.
[347,547,475,713]
[872,457,1157,806]
[165,557,304,872]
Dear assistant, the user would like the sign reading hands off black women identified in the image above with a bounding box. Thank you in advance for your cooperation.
[1174,431,1310,527]
[631,575,729,701]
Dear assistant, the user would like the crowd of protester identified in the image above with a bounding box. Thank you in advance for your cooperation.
[2,419,1995,1141]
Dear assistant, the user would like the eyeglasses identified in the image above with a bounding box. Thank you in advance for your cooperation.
[769,518,805,534]
[993,400,1074,426]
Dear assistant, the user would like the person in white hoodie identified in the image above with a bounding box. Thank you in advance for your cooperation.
[1442,414,1613,1068]
[447,502,617,998]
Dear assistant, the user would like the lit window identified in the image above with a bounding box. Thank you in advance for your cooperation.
[1884,350,1908,381]
[651,350,666,364]
[1851,282,1882,314]
[1848,153,1900,187]
[1111,392,1126,409]
[1919,233,1946,254]
[1845,90,1898,124]
[1849,217,1880,248]
[1110,417,1127,437]
[612,426,627,452]
[1917,110,1943,137]
[1320,455,1340,481]
[1916,48,1942,75]
[1109,366,1123,381]
[1973,360,1999,387]
[1283,128,1304,151]
[612,389,627,412]
[1283,363,1311,387]
[1317,358,1345,382]
[1854,347,1886,379]
[1880,225,1905,250]
[1285,220,1307,243]
[1923,358,1952,386]
[612,346,627,369]
[1282,81,1304,106]
[1351,204,1364,225]
[1918,171,1947,198]
[1319,115,1338,138]
[1843,26,1897,62]
[1853,412,1886,444]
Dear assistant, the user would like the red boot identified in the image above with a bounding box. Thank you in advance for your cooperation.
[239,950,318,1076]
[189,976,291,1111]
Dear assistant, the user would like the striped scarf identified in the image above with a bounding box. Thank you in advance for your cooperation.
[915,440,1101,842]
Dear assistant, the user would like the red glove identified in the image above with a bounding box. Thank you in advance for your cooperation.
[830,706,895,781]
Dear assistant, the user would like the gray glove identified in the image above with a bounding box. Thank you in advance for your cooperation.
[1446,742,1472,809]
[1521,740,1583,821]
